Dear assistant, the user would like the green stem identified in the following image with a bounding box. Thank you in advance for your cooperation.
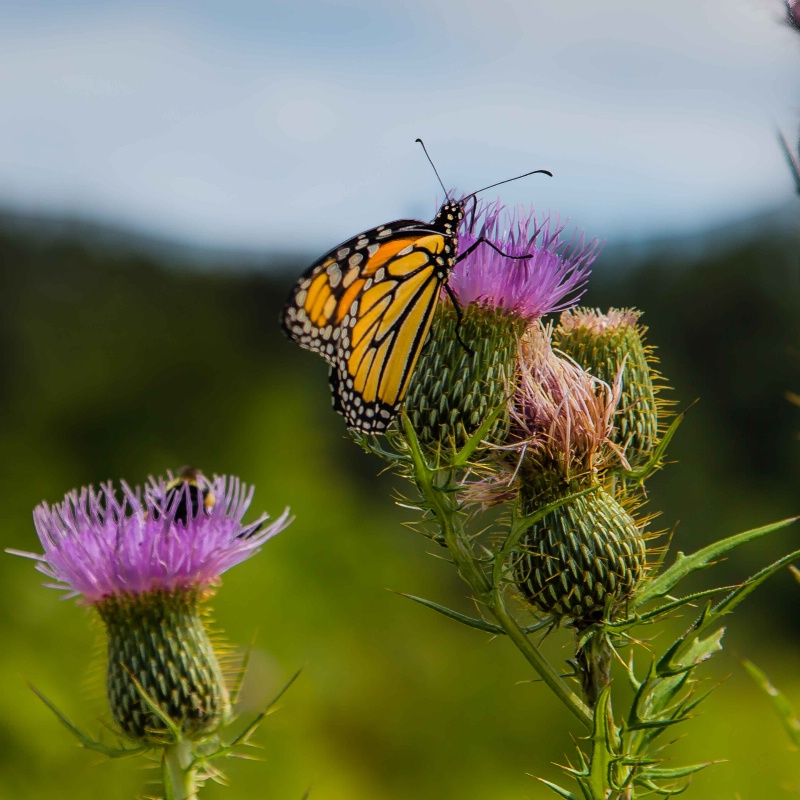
[401,414,591,729]
[163,743,198,800]
[488,588,592,729]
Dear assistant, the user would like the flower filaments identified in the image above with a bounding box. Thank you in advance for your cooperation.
[509,326,646,626]
[16,473,291,744]
[554,307,661,471]
[403,200,598,452]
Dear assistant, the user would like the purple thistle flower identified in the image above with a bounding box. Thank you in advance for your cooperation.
[449,199,599,320]
[12,474,292,603]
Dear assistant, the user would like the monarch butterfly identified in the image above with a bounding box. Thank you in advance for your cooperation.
[281,142,551,433]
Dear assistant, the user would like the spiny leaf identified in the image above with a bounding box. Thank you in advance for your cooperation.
[535,777,583,800]
[398,592,551,635]
[636,517,797,607]
[609,586,734,630]
[640,761,718,779]
[618,402,690,482]
[398,593,503,633]
[743,659,800,748]
[29,684,146,758]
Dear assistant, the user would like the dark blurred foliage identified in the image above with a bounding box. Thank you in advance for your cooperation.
[2,217,800,799]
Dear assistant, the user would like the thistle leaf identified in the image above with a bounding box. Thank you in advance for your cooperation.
[742,659,800,748]
[397,593,504,633]
[535,777,583,800]
[29,684,146,758]
[636,517,798,607]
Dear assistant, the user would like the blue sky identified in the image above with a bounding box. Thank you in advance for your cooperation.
[1,0,799,252]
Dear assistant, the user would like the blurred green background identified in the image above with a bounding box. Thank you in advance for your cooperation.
[2,209,800,799]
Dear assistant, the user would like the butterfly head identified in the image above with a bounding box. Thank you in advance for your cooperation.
[432,198,466,237]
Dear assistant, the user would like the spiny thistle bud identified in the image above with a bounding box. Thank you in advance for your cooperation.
[515,486,645,623]
[14,473,291,745]
[554,308,662,471]
[404,304,526,449]
[404,200,597,453]
[97,588,229,741]
[507,325,646,624]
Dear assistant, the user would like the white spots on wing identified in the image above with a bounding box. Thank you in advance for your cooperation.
[367,243,380,256]
[342,266,360,288]
[326,263,342,287]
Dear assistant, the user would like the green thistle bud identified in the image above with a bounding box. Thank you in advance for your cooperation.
[97,589,230,743]
[554,308,661,470]
[503,325,646,624]
[403,304,525,451]
[514,486,646,624]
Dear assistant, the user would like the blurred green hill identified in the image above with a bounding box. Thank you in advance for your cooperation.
[2,213,800,799]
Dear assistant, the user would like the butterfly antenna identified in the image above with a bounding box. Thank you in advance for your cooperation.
[415,138,450,200]
[464,169,553,200]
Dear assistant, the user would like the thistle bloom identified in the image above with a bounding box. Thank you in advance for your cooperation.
[19,475,290,602]
[448,200,598,319]
[403,199,599,451]
[508,325,646,626]
[13,473,291,745]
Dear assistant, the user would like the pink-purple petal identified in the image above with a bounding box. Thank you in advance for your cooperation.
[20,475,292,603]
[449,199,599,320]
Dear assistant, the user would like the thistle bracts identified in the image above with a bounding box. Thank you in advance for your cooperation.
[554,308,662,472]
[514,486,645,624]
[13,470,293,787]
[398,201,595,452]
[508,325,646,625]
[98,589,229,743]
[403,304,525,451]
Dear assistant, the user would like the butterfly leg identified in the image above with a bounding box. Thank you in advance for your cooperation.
[444,281,475,356]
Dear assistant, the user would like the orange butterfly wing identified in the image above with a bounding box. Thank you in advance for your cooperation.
[282,220,452,432]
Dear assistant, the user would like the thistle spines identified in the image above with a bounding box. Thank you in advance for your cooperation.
[403,304,526,452]
[97,589,230,744]
[554,307,664,471]
[514,485,646,625]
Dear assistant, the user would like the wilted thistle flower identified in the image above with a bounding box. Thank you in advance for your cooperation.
[509,325,646,626]
[403,199,598,451]
[13,472,291,745]
[554,307,663,472]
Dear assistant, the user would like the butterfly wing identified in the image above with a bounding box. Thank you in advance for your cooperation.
[282,219,452,432]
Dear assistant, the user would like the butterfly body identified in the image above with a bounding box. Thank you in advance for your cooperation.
[282,200,465,433]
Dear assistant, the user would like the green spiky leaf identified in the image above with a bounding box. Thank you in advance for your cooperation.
[743,659,800,748]
[636,517,798,607]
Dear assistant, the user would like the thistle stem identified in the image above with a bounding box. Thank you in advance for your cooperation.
[163,742,198,800]
[488,589,592,728]
[401,415,592,728]
[576,633,613,710]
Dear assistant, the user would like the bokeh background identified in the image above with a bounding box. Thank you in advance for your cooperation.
[3,1,800,798]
